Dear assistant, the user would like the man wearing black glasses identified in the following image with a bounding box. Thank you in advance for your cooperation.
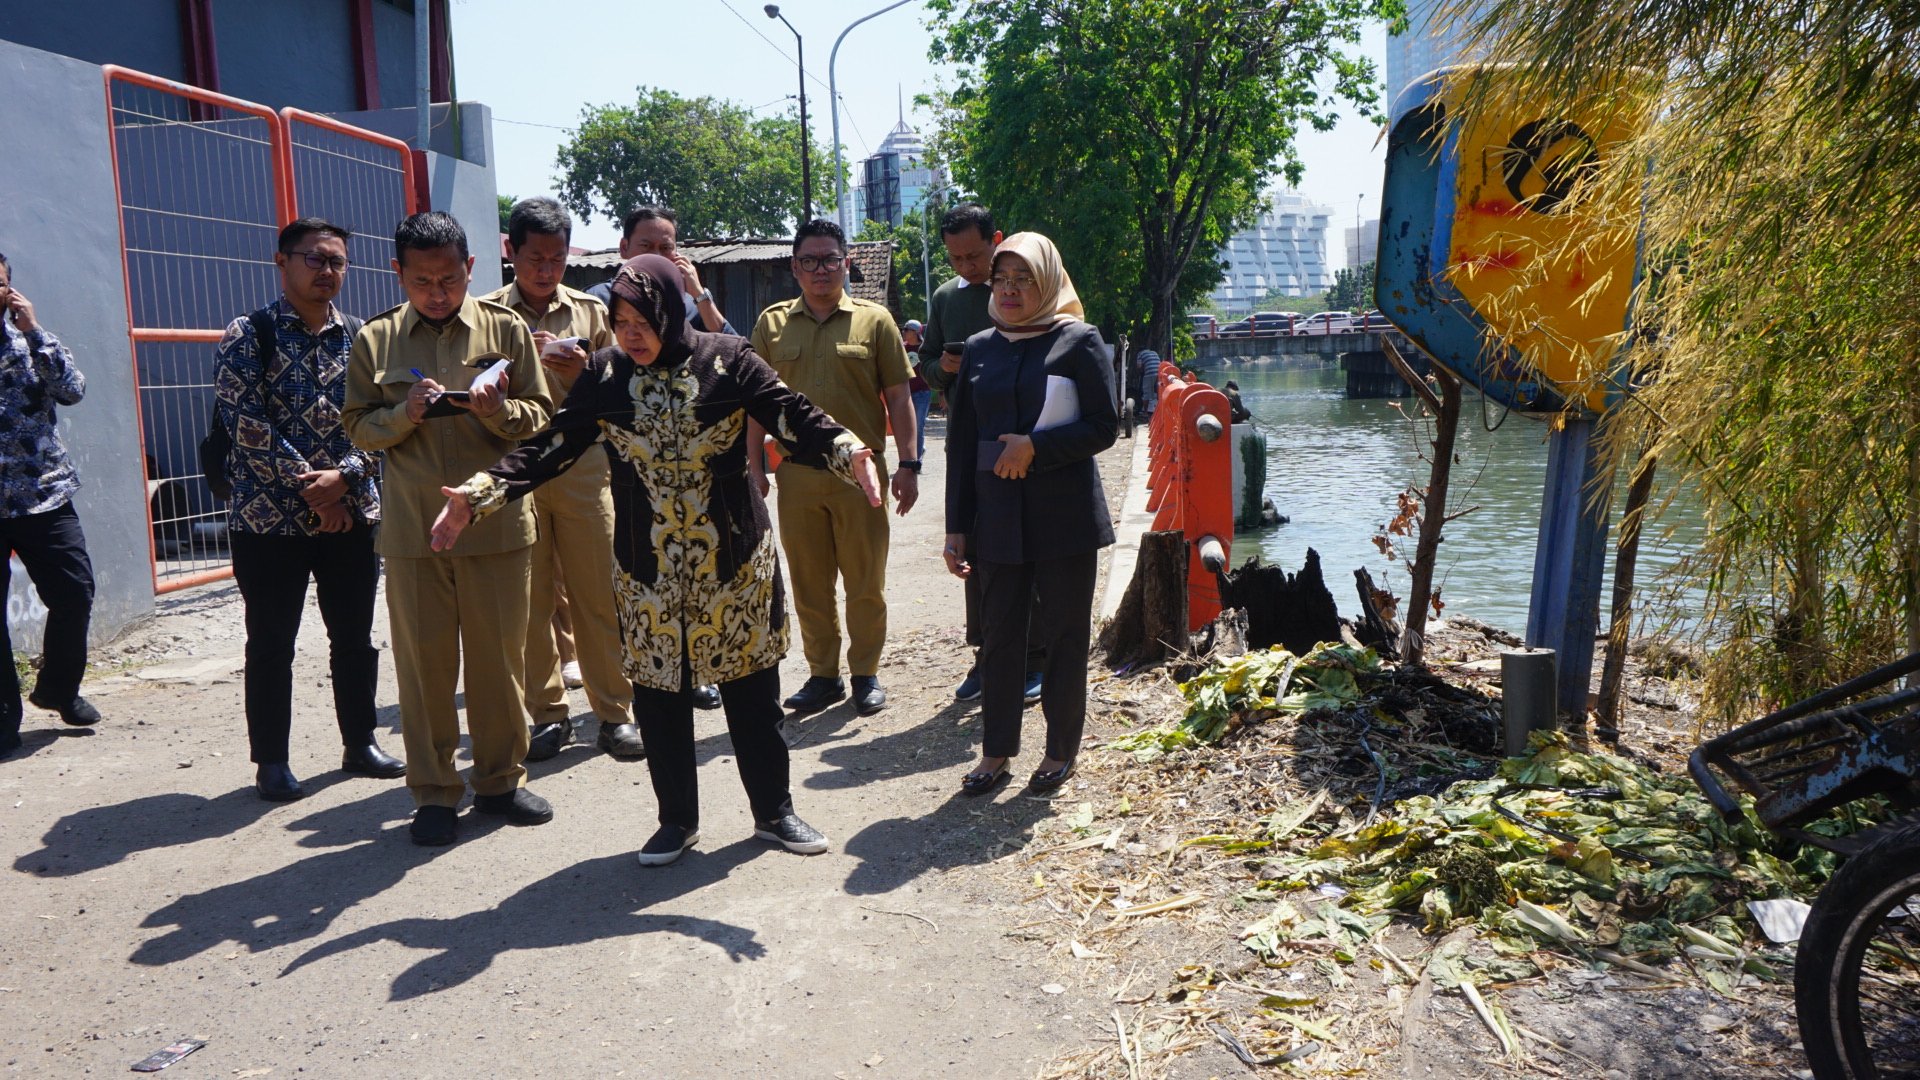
[748,219,919,717]
[212,217,402,801]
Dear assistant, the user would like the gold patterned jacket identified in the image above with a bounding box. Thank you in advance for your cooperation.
[459,332,864,690]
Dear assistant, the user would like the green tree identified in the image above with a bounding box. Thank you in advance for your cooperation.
[1253,291,1329,316]
[927,0,1394,357]
[1458,0,1920,719]
[1325,260,1375,310]
[497,194,516,235]
[555,88,835,240]
[855,211,959,324]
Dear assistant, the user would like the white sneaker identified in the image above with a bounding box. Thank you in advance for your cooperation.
[561,660,584,689]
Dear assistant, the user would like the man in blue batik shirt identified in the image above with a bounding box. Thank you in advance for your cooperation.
[0,251,101,758]
[212,217,404,801]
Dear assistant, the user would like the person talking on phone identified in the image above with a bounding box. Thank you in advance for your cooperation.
[343,212,553,847]
[212,218,397,801]
[942,233,1117,797]
[485,198,640,764]
[0,250,101,758]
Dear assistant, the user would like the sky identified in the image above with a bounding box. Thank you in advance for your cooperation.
[450,1,1388,269]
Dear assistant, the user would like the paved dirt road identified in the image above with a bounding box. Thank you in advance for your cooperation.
[2,423,1137,1078]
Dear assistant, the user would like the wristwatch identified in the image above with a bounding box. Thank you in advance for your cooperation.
[693,288,714,305]
[898,459,922,473]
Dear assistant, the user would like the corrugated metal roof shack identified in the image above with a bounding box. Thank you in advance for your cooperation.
[541,239,900,333]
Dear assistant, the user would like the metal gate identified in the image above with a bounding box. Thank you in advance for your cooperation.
[103,68,419,594]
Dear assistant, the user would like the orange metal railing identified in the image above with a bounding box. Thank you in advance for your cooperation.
[1144,366,1235,629]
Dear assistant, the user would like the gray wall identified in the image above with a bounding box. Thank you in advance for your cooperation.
[0,39,154,650]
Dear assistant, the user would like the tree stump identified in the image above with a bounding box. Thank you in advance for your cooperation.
[1099,530,1190,670]
[1217,547,1344,655]
[1353,567,1402,661]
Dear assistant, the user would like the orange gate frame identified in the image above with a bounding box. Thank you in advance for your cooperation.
[1143,367,1235,630]
[104,68,421,595]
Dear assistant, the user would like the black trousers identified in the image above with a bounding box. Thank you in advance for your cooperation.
[230,525,381,764]
[976,550,1098,762]
[963,532,1046,668]
[632,663,792,827]
[1,502,94,733]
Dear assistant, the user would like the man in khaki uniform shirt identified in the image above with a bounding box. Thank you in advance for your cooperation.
[486,198,640,763]
[342,212,554,847]
[748,219,920,718]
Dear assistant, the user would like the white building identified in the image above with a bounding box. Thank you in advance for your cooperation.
[1346,217,1380,270]
[1207,193,1333,314]
[1384,0,1494,120]
[852,119,946,229]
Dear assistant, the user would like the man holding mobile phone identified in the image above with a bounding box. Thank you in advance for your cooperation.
[484,198,641,764]
[344,212,553,846]
[0,251,101,757]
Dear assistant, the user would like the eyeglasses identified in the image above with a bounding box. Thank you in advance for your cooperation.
[291,250,350,273]
[989,274,1037,291]
[796,255,845,273]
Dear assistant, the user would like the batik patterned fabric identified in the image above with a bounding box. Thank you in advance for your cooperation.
[0,319,85,518]
[213,298,379,537]
[457,335,863,691]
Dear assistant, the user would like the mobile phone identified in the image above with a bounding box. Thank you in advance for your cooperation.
[944,342,966,353]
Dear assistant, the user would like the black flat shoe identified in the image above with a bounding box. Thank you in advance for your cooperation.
[691,684,723,711]
[959,760,1011,797]
[410,805,457,846]
[635,824,700,866]
[28,693,100,727]
[851,676,887,716]
[782,676,846,714]
[473,787,553,825]
[525,720,569,762]
[255,763,306,802]
[341,741,407,779]
[1027,759,1076,794]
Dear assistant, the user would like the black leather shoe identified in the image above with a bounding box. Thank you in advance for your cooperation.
[596,722,647,759]
[255,763,306,802]
[691,684,723,711]
[635,824,700,866]
[960,758,1011,797]
[851,676,887,716]
[782,676,846,714]
[473,787,553,825]
[753,813,829,854]
[410,805,457,846]
[28,693,100,727]
[341,741,406,779]
[525,721,569,762]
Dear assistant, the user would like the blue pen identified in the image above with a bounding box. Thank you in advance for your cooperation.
[410,367,427,380]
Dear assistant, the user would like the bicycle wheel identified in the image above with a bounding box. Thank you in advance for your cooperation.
[1797,815,1920,1079]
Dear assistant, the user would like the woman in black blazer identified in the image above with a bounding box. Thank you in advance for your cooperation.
[943,233,1118,795]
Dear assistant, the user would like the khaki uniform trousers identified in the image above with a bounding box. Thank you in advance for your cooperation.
[385,546,533,808]
[524,443,631,727]
[774,461,890,678]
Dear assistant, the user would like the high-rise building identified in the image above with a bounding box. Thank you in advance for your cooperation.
[1346,217,1380,270]
[1383,0,1493,119]
[1207,193,1333,314]
[852,119,946,229]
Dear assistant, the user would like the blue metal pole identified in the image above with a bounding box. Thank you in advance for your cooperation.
[1525,414,1614,723]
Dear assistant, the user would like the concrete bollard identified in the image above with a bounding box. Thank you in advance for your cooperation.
[1195,414,1224,442]
[1501,647,1557,756]
[1197,534,1227,573]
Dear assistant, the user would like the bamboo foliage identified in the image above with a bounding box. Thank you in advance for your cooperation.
[1439,0,1920,722]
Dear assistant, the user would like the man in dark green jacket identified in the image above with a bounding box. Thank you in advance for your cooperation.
[916,205,1044,704]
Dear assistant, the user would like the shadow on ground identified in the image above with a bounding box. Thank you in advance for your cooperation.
[280,842,771,999]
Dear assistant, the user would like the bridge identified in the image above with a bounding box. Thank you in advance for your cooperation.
[1192,330,1413,361]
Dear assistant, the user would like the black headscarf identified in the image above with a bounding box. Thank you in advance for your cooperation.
[607,253,692,367]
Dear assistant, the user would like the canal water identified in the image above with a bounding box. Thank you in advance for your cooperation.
[1198,360,1707,637]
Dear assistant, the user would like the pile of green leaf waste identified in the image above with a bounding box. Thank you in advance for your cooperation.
[1114,645,1885,987]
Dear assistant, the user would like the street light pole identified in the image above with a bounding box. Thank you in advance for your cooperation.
[829,0,916,234]
[765,5,813,222]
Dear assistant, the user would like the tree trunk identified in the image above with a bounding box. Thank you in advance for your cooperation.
[1216,548,1344,654]
[1595,448,1658,743]
[1354,567,1402,661]
[1401,365,1463,666]
[1099,530,1190,669]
